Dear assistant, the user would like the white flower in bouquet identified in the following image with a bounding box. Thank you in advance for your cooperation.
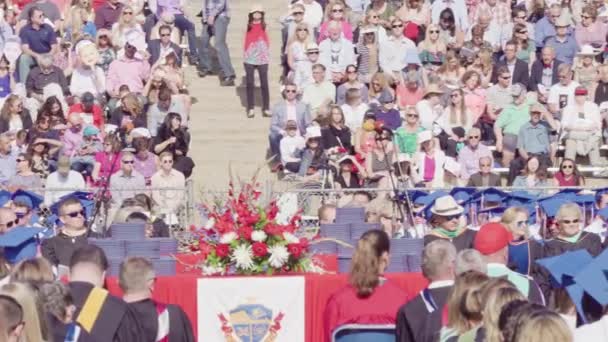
[283,232,300,244]
[251,230,267,242]
[220,232,238,244]
[203,217,215,229]
[202,264,224,276]
[268,245,290,268]
[231,244,254,270]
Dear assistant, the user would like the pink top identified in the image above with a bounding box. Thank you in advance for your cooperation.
[575,21,608,48]
[317,20,353,43]
[134,151,157,182]
[95,152,122,180]
[106,57,151,96]
[396,84,424,108]
[464,88,487,123]
[423,155,435,182]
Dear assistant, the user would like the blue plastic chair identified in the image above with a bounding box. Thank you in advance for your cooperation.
[332,324,396,342]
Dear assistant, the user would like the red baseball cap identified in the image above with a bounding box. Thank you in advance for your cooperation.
[474,223,513,255]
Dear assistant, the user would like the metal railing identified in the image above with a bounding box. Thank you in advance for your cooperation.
[23,180,195,232]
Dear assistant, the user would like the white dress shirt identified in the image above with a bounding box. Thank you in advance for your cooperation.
[379,35,416,73]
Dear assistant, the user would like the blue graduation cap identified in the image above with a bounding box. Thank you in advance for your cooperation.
[400,190,428,204]
[415,190,448,206]
[505,191,538,207]
[478,206,506,218]
[0,190,11,208]
[51,191,95,219]
[573,249,608,307]
[574,194,596,206]
[536,250,593,288]
[469,188,508,205]
[538,197,571,218]
[11,190,43,210]
[0,227,44,264]
[450,187,476,204]
[595,188,608,202]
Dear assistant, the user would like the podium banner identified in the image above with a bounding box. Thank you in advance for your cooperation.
[197,276,306,342]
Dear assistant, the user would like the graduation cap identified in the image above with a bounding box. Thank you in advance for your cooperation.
[505,191,538,207]
[572,249,608,315]
[11,190,43,210]
[478,206,506,219]
[536,249,593,288]
[0,227,44,264]
[468,188,508,206]
[0,190,11,208]
[416,190,448,207]
[51,191,95,219]
[538,197,571,218]
[401,190,428,204]
[597,206,608,221]
[450,187,476,204]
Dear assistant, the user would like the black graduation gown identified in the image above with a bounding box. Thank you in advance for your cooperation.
[127,299,195,342]
[68,282,145,342]
[41,230,103,266]
[423,229,477,252]
[537,231,603,299]
[396,285,452,342]
[48,313,99,342]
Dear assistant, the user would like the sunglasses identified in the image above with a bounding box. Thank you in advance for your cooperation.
[285,89,297,93]
[561,219,580,224]
[307,51,319,55]
[297,28,308,32]
[406,113,419,118]
[500,75,511,79]
[122,160,134,164]
[293,12,304,15]
[480,163,491,167]
[16,158,26,162]
[332,8,343,12]
[66,210,85,218]
[0,219,17,228]
[430,30,439,33]
[162,160,174,164]
[444,214,461,221]
[392,24,403,28]
[562,164,574,169]
[123,11,133,15]
[160,33,170,37]
[468,135,480,139]
[346,70,356,74]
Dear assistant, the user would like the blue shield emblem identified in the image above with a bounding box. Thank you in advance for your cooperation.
[228,304,273,342]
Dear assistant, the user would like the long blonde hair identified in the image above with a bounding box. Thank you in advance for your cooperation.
[419,24,447,52]
[0,282,45,342]
[481,280,525,342]
[513,310,573,342]
[323,0,349,21]
[501,207,530,238]
[118,5,136,32]
[349,229,390,297]
[446,271,489,334]
[286,22,311,52]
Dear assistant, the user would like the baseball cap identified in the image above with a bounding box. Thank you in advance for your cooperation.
[474,222,513,255]
[83,126,100,137]
[81,92,95,105]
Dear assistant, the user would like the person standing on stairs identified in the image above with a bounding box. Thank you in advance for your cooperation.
[244,4,270,118]
[198,0,236,87]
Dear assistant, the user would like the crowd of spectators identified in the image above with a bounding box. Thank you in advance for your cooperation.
[0,0,202,231]
[269,0,608,191]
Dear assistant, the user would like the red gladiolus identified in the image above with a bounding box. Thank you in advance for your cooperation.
[267,201,279,221]
[299,238,309,250]
[252,242,268,257]
[287,243,303,258]
[216,244,230,258]
[239,226,253,240]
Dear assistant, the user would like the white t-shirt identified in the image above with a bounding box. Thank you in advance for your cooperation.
[297,0,323,30]
[280,135,306,165]
[548,81,580,110]
[341,102,369,131]
[69,66,106,98]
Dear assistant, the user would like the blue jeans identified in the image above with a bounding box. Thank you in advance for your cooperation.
[199,16,235,77]
[18,54,37,83]
[174,14,198,62]
[298,150,315,176]
[268,131,282,162]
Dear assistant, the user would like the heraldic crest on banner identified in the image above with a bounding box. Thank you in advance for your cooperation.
[217,299,285,342]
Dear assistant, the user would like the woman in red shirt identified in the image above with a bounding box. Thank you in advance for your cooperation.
[553,158,585,187]
[323,230,409,341]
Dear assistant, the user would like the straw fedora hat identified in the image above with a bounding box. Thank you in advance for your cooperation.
[431,195,464,216]
[423,84,444,98]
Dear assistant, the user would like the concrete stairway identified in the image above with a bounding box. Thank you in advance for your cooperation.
[183,0,286,192]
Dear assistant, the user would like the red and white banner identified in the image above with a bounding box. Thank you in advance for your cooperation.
[197,276,305,342]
